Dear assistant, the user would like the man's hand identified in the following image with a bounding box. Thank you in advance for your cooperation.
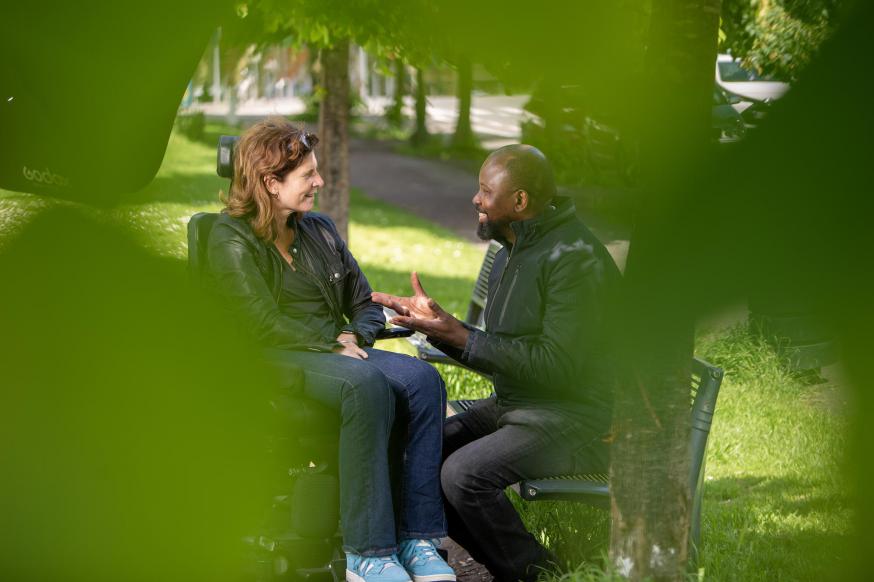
[372,272,470,349]
[334,332,368,359]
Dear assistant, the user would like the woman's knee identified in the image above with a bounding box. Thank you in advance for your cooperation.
[407,359,446,406]
[415,359,445,391]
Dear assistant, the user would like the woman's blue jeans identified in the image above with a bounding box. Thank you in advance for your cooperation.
[273,348,447,556]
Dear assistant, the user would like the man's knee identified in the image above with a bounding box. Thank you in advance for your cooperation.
[440,453,465,503]
[441,448,490,503]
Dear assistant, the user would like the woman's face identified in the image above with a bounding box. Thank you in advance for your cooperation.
[269,151,324,214]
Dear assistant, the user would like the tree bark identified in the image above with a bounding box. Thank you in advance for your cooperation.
[609,1,722,580]
[386,57,406,127]
[317,39,351,242]
[451,57,475,150]
[411,67,429,147]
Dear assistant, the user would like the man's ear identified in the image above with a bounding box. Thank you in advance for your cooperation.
[514,189,530,213]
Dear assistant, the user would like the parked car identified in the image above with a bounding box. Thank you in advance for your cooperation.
[715,53,790,117]
[711,85,747,144]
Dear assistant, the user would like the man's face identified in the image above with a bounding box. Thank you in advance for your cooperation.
[472,159,517,242]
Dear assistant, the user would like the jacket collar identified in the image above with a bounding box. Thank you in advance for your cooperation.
[509,195,576,245]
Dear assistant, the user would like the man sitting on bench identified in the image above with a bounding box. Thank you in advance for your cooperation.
[372,145,621,582]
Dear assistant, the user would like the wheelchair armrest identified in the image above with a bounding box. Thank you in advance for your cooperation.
[376,327,414,340]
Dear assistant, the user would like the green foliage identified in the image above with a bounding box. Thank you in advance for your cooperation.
[721,0,843,81]
[175,111,206,141]
[0,209,276,582]
[253,0,440,65]
[519,119,590,188]
[430,1,647,115]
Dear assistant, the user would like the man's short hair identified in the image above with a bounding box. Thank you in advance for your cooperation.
[487,144,557,209]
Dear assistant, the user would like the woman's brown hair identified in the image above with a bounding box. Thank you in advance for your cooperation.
[222,117,319,242]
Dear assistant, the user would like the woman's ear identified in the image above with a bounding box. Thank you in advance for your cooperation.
[263,175,278,195]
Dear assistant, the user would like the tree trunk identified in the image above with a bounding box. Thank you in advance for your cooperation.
[211,29,221,104]
[411,67,429,147]
[609,1,722,580]
[451,57,475,150]
[318,39,351,242]
[227,88,239,127]
[386,57,405,127]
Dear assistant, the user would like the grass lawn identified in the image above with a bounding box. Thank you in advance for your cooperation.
[0,130,850,581]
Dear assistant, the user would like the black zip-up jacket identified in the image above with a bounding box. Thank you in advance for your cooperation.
[207,212,385,352]
[434,196,620,434]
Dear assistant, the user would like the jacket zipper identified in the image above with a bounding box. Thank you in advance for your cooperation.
[497,265,521,326]
[276,238,345,326]
[299,241,345,325]
[484,245,515,327]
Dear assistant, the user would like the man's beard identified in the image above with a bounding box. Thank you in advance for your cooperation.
[476,216,511,244]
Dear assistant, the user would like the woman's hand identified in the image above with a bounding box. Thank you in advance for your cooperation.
[334,332,368,359]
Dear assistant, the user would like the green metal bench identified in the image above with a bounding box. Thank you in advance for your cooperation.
[518,358,722,564]
[415,242,723,564]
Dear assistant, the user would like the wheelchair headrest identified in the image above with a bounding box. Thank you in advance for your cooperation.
[217,135,240,179]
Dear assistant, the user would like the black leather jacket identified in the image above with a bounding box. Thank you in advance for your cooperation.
[207,212,385,352]
[433,196,620,434]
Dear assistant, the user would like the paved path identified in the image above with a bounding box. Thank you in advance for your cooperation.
[350,139,484,244]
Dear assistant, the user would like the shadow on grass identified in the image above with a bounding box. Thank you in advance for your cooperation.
[122,173,226,206]
[511,493,610,569]
[701,475,851,581]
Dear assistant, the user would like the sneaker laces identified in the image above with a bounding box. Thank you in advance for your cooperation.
[401,539,441,566]
[359,555,402,576]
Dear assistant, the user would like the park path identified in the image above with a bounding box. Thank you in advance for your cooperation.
[349,138,631,270]
[349,138,484,244]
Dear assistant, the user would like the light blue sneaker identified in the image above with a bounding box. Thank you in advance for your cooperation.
[345,553,412,582]
[397,539,457,582]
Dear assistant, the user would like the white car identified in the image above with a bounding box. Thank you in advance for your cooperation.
[715,54,790,113]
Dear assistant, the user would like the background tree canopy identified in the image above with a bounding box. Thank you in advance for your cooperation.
[721,0,847,80]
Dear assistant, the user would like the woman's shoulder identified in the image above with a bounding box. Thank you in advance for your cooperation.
[211,212,256,238]
[301,211,337,232]
[209,212,265,254]
[300,212,343,245]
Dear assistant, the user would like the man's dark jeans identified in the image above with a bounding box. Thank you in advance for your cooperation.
[442,396,609,582]
[274,348,447,556]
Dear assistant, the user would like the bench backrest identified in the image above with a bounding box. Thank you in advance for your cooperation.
[187,211,219,284]
[464,241,502,328]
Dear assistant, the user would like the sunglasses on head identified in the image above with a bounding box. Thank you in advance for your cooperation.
[295,131,314,153]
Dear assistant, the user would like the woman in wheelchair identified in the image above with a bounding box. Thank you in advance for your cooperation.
[207,117,455,582]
